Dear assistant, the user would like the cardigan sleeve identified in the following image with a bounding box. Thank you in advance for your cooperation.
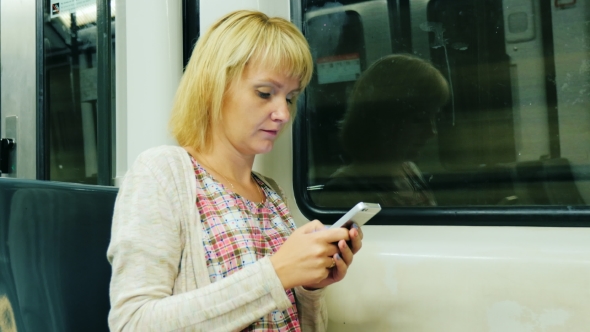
[295,286,328,331]
[107,154,292,332]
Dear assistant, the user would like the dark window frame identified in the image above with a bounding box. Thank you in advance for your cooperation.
[182,0,200,69]
[37,0,114,185]
[36,0,47,180]
[292,0,590,227]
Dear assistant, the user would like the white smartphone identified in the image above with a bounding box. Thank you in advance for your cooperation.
[330,202,382,229]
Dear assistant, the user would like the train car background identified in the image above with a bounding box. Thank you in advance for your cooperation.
[1,0,590,331]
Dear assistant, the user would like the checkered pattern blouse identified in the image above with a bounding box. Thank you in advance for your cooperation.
[191,156,300,331]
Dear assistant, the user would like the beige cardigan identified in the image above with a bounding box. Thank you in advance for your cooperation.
[107,146,327,331]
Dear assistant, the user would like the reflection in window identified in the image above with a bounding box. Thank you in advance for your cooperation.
[302,0,590,208]
[44,1,115,184]
[315,54,448,208]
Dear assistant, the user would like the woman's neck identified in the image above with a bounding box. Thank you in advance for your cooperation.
[184,144,255,186]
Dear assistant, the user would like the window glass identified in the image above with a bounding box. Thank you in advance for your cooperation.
[301,0,590,209]
[44,1,115,184]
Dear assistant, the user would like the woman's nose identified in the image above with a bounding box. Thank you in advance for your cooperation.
[271,99,291,123]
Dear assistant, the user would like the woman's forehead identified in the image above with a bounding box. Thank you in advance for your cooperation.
[241,62,301,89]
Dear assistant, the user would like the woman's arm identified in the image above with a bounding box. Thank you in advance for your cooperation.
[107,156,291,332]
[294,286,328,331]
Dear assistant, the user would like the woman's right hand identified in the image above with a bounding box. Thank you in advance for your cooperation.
[269,220,350,290]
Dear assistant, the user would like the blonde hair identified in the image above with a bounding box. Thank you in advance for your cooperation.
[169,10,313,151]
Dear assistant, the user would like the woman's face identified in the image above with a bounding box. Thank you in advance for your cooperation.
[215,62,300,156]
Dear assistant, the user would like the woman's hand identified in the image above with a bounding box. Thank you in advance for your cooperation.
[270,220,350,290]
[270,220,364,290]
[302,222,364,290]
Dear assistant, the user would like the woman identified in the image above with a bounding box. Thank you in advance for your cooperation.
[107,10,363,332]
[317,54,449,208]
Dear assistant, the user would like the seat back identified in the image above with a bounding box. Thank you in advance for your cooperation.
[0,179,118,332]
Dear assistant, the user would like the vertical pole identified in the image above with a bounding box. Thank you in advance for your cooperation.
[97,0,112,185]
[182,0,200,68]
[36,0,48,179]
[539,0,560,158]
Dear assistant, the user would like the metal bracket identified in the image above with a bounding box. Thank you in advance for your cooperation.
[0,138,16,174]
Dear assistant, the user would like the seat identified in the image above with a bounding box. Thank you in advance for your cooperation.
[0,179,118,332]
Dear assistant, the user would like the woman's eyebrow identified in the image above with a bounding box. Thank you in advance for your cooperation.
[254,78,283,88]
[254,80,301,94]
[254,82,301,94]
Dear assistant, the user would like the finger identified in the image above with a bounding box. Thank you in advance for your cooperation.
[351,223,364,240]
[301,220,327,234]
[326,243,340,257]
[315,228,350,243]
[331,253,348,281]
[337,239,354,265]
[349,225,363,254]
[349,229,363,254]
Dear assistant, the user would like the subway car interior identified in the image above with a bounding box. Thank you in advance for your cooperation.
[1,0,589,331]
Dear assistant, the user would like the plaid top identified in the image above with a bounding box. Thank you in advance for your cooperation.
[191,156,300,331]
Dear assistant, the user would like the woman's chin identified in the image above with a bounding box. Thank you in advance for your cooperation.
[248,141,275,155]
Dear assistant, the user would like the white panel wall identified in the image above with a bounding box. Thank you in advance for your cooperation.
[327,225,590,331]
[199,0,258,32]
[199,0,290,32]
[0,0,37,179]
[115,0,182,182]
[114,0,128,183]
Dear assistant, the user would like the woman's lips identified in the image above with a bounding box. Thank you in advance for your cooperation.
[261,129,278,136]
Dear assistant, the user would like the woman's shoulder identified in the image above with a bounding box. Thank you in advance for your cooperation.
[120,146,195,206]
[136,145,187,160]
[134,145,189,169]
[126,145,193,188]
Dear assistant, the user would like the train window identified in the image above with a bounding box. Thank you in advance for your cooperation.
[183,0,201,68]
[295,0,590,225]
[42,1,115,184]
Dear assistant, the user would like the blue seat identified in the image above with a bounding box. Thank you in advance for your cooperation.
[0,179,118,332]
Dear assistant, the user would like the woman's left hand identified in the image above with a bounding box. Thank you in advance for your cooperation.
[302,223,364,290]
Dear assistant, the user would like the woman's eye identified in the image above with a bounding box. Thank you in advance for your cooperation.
[257,91,271,99]
[286,98,293,105]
